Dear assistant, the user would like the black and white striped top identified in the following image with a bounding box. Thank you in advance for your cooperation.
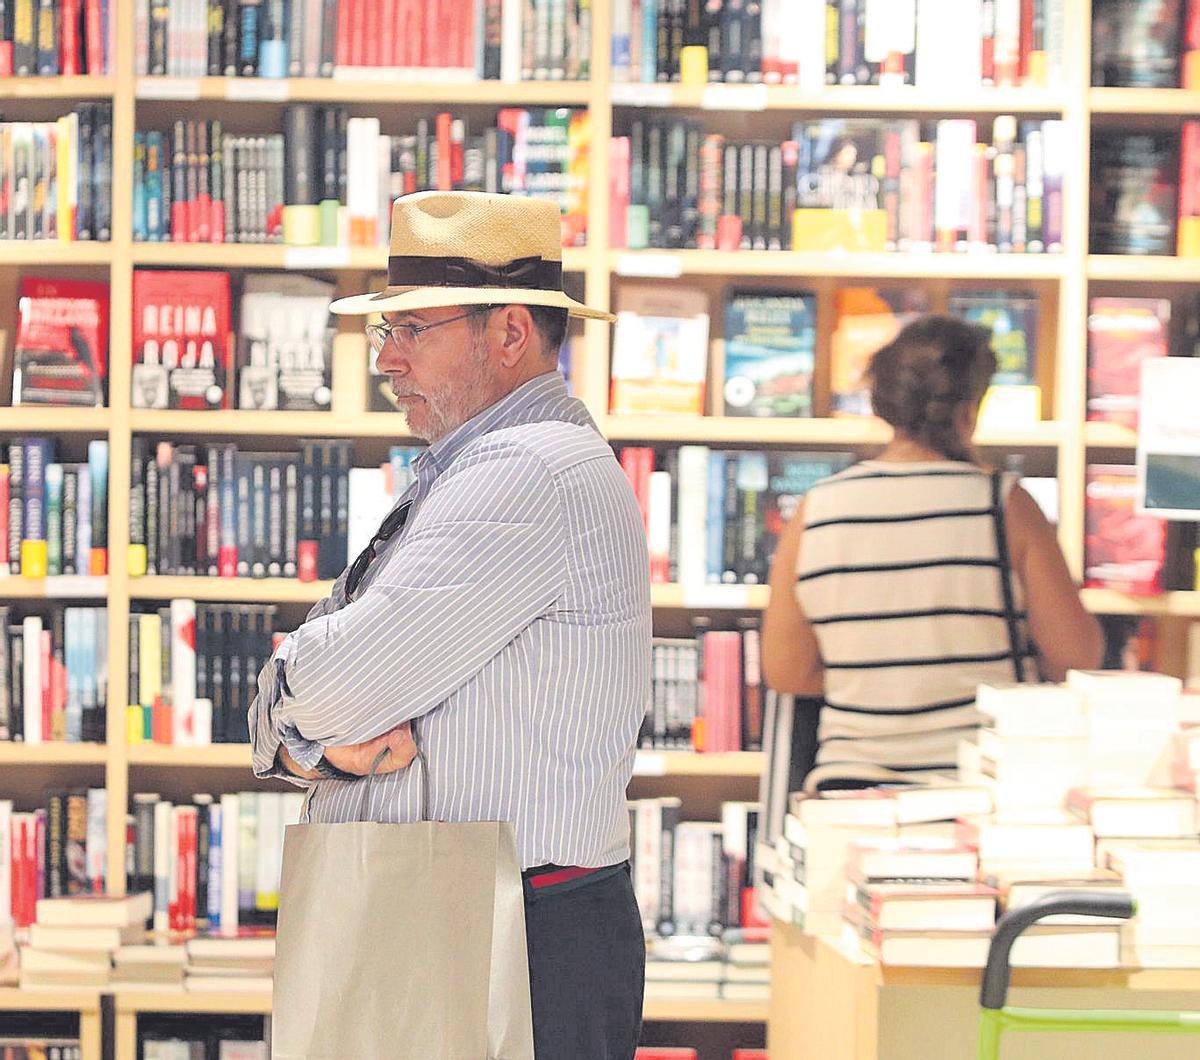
[795,461,1031,791]
[248,372,652,870]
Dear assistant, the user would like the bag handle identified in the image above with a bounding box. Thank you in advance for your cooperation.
[990,471,1026,683]
[357,719,432,823]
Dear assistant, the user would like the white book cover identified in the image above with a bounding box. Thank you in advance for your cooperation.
[86,787,107,893]
[64,608,82,742]
[219,793,240,934]
[93,606,107,722]
[170,599,196,745]
[934,119,976,243]
[22,615,43,745]
[347,468,392,562]
[676,445,709,587]
[915,0,980,89]
[153,798,171,933]
[785,0,823,88]
[634,799,665,931]
[760,0,781,81]
[255,792,283,913]
[992,0,1020,85]
[646,470,671,581]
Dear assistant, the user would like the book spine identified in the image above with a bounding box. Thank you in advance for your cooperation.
[85,787,106,893]
[87,440,107,575]
[45,791,66,898]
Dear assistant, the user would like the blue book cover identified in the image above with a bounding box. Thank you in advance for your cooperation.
[706,451,726,583]
[722,291,817,418]
[22,437,53,543]
[949,289,1039,387]
[208,804,223,930]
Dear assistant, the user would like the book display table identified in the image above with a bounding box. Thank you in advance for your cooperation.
[768,923,1200,1060]
[0,988,103,1060]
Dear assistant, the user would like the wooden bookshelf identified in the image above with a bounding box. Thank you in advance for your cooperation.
[3,0,1198,1042]
[0,77,115,99]
[610,249,1069,281]
[135,76,594,105]
[0,742,109,765]
[0,576,110,599]
[642,998,769,1022]
[610,82,1066,114]
[0,988,103,1060]
[0,407,112,433]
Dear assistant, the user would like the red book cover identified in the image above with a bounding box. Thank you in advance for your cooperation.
[609,137,630,249]
[0,42,12,76]
[732,1052,768,1060]
[40,629,51,743]
[10,817,25,927]
[131,270,232,411]
[25,813,39,925]
[0,468,9,572]
[84,0,103,73]
[436,112,453,192]
[335,0,353,67]
[365,0,382,66]
[1018,0,1033,81]
[349,0,365,66]
[13,277,109,407]
[1084,465,1167,596]
[169,810,181,932]
[635,1051,697,1060]
[181,808,197,932]
[392,0,411,65]
[1180,122,1200,222]
[1086,297,1170,429]
[380,0,398,65]
[60,0,80,73]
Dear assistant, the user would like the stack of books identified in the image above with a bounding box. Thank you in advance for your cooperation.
[113,942,188,989]
[185,932,276,993]
[18,892,153,989]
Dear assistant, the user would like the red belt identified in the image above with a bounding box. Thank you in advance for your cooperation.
[522,861,627,898]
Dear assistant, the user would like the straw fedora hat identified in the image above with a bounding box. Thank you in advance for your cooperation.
[330,190,615,321]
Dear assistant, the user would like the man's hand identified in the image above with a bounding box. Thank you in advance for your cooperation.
[322,722,418,777]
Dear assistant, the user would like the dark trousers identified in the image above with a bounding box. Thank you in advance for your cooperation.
[524,864,645,1060]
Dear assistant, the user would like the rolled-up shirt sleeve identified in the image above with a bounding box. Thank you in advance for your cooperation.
[274,439,567,748]
[248,638,322,786]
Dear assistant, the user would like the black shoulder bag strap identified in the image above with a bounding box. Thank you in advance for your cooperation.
[990,470,1026,683]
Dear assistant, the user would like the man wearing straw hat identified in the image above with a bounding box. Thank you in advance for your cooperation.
[248,191,652,1058]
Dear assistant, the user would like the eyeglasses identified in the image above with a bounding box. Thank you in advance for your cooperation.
[365,307,495,356]
[345,499,413,601]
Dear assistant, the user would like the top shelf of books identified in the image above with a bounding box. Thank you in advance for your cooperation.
[133,78,595,106]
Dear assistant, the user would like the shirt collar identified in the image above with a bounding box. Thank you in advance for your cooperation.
[418,372,597,474]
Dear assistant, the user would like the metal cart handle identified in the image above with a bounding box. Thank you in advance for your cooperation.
[980,890,1136,1011]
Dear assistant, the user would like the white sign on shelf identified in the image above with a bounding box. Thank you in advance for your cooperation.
[44,576,108,599]
[614,253,683,279]
[136,78,200,100]
[284,246,352,270]
[701,83,768,111]
[1137,357,1200,521]
[610,83,675,107]
[681,585,753,609]
[225,79,291,102]
[632,752,667,776]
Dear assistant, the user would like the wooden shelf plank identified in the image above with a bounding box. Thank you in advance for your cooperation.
[127,408,414,438]
[611,250,1067,280]
[0,77,115,99]
[642,998,767,1022]
[0,988,103,1011]
[0,407,111,433]
[1081,589,1200,618]
[1088,255,1200,283]
[111,989,765,1022]
[611,82,1064,114]
[651,584,771,610]
[1084,422,1138,449]
[0,743,108,765]
[113,989,271,1015]
[0,576,109,599]
[0,241,112,264]
[1090,88,1200,115]
[135,77,592,105]
[605,416,1063,449]
[129,576,333,603]
[124,744,763,775]
[130,243,590,273]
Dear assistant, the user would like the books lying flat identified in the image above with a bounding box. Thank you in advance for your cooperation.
[34,891,153,927]
[846,839,978,883]
[986,870,1126,926]
[889,785,993,826]
[185,933,276,961]
[645,959,725,983]
[27,922,146,952]
[854,923,1120,968]
[789,790,897,829]
[721,981,770,1001]
[18,947,112,974]
[642,980,722,1001]
[185,974,273,992]
[1067,787,1199,839]
[850,883,998,933]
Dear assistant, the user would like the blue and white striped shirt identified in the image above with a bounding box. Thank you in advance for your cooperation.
[248,372,652,869]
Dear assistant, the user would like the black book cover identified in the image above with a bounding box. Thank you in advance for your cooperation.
[742,0,761,81]
[237,0,261,76]
[1091,0,1182,88]
[208,0,225,74]
[267,460,283,577]
[45,791,66,898]
[12,0,36,76]
[95,103,113,242]
[149,0,168,75]
[283,105,316,207]
[144,446,159,575]
[9,628,24,740]
[210,608,227,742]
[35,0,57,74]
[319,0,336,75]
[61,466,78,575]
[77,104,95,241]
[720,0,743,82]
[222,0,238,74]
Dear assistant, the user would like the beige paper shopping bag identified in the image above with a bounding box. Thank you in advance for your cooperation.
[272,748,535,1060]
